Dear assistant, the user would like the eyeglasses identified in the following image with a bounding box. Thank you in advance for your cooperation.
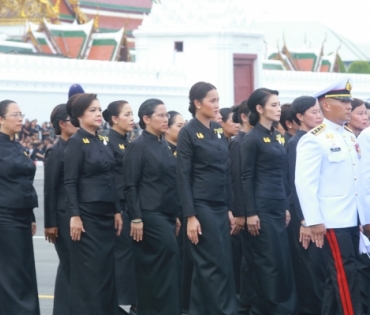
[4,112,25,119]
[151,113,170,120]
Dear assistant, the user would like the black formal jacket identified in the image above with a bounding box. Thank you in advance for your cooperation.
[241,123,289,217]
[122,130,179,219]
[64,128,119,217]
[0,132,38,209]
[286,130,306,222]
[177,118,233,218]
[107,129,130,201]
[229,130,247,217]
[44,138,67,228]
[283,132,293,147]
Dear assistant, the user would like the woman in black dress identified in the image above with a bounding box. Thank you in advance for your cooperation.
[102,100,138,315]
[122,99,181,315]
[0,100,40,315]
[177,82,238,315]
[64,93,123,315]
[220,107,239,140]
[286,96,325,315]
[44,103,78,315]
[280,103,299,145]
[241,88,298,315]
[229,101,254,314]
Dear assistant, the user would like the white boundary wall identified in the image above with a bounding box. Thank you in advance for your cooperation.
[1,54,370,123]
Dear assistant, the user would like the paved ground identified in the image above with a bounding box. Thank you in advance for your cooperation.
[33,166,131,314]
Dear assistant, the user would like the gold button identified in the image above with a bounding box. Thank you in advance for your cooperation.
[356,193,358,196]
[353,163,356,166]
[354,177,357,180]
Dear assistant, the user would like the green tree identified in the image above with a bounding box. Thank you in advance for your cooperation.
[347,61,370,74]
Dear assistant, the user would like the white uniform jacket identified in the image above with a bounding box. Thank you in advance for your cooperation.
[295,118,365,228]
[357,127,370,225]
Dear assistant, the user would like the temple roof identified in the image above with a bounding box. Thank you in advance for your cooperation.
[87,28,124,61]
[259,21,370,62]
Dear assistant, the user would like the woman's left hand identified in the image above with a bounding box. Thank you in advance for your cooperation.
[285,210,291,227]
[228,211,236,235]
[32,222,37,237]
[176,218,181,237]
[114,213,123,236]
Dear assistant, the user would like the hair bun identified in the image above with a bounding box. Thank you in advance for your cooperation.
[102,109,109,122]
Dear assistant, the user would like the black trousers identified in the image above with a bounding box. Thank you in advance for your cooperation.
[249,198,298,315]
[53,209,71,315]
[240,229,255,309]
[287,205,326,315]
[0,207,40,315]
[231,233,243,296]
[133,210,181,315]
[322,227,362,315]
[69,202,117,315]
[189,201,238,315]
[357,253,370,315]
[115,202,137,306]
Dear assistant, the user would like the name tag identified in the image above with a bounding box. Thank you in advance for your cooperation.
[330,147,341,153]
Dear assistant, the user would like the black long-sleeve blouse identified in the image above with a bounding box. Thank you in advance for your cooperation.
[177,117,233,217]
[44,138,67,228]
[241,123,289,217]
[107,129,130,201]
[64,128,119,217]
[229,130,247,217]
[122,130,179,219]
[286,130,306,222]
[0,132,38,209]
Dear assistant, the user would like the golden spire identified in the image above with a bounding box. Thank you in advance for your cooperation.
[93,7,100,31]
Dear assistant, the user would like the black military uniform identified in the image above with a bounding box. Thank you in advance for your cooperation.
[286,130,326,315]
[44,138,71,315]
[177,117,238,315]
[107,129,137,308]
[123,130,181,315]
[229,130,254,312]
[64,128,120,315]
[241,123,297,315]
[0,132,40,315]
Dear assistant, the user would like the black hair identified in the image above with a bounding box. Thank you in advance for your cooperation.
[291,96,317,125]
[50,104,68,136]
[220,108,233,123]
[0,100,16,117]
[279,103,293,131]
[138,98,164,130]
[66,93,97,128]
[364,102,370,110]
[247,88,279,126]
[351,98,365,112]
[188,82,216,117]
[232,99,250,124]
[102,100,129,127]
[168,111,181,127]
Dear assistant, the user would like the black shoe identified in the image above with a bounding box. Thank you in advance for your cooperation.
[118,307,129,315]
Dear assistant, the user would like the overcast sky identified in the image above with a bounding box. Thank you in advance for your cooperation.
[245,0,370,43]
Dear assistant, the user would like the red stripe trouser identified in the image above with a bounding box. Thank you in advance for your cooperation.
[322,227,362,315]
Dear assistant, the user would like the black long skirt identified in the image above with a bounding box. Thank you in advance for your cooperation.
[133,210,181,315]
[0,207,40,315]
[189,201,238,315]
[287,204,326,315]
[69,202,117,315]
[53,209,71,315]
[249,198,298,315]
[115,201,137,306]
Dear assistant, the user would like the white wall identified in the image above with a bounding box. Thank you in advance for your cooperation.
[0,54,190,122]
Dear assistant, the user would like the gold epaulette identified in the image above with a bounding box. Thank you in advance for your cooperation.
[310,123,326,136]
[344,126,354,134]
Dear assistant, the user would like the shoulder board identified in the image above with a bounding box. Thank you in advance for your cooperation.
[344,126,354,134]
[310,123,326,136]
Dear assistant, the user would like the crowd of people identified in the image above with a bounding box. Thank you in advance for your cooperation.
[1,78,370,315]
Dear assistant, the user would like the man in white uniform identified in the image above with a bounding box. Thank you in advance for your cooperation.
[295,77,365,315]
